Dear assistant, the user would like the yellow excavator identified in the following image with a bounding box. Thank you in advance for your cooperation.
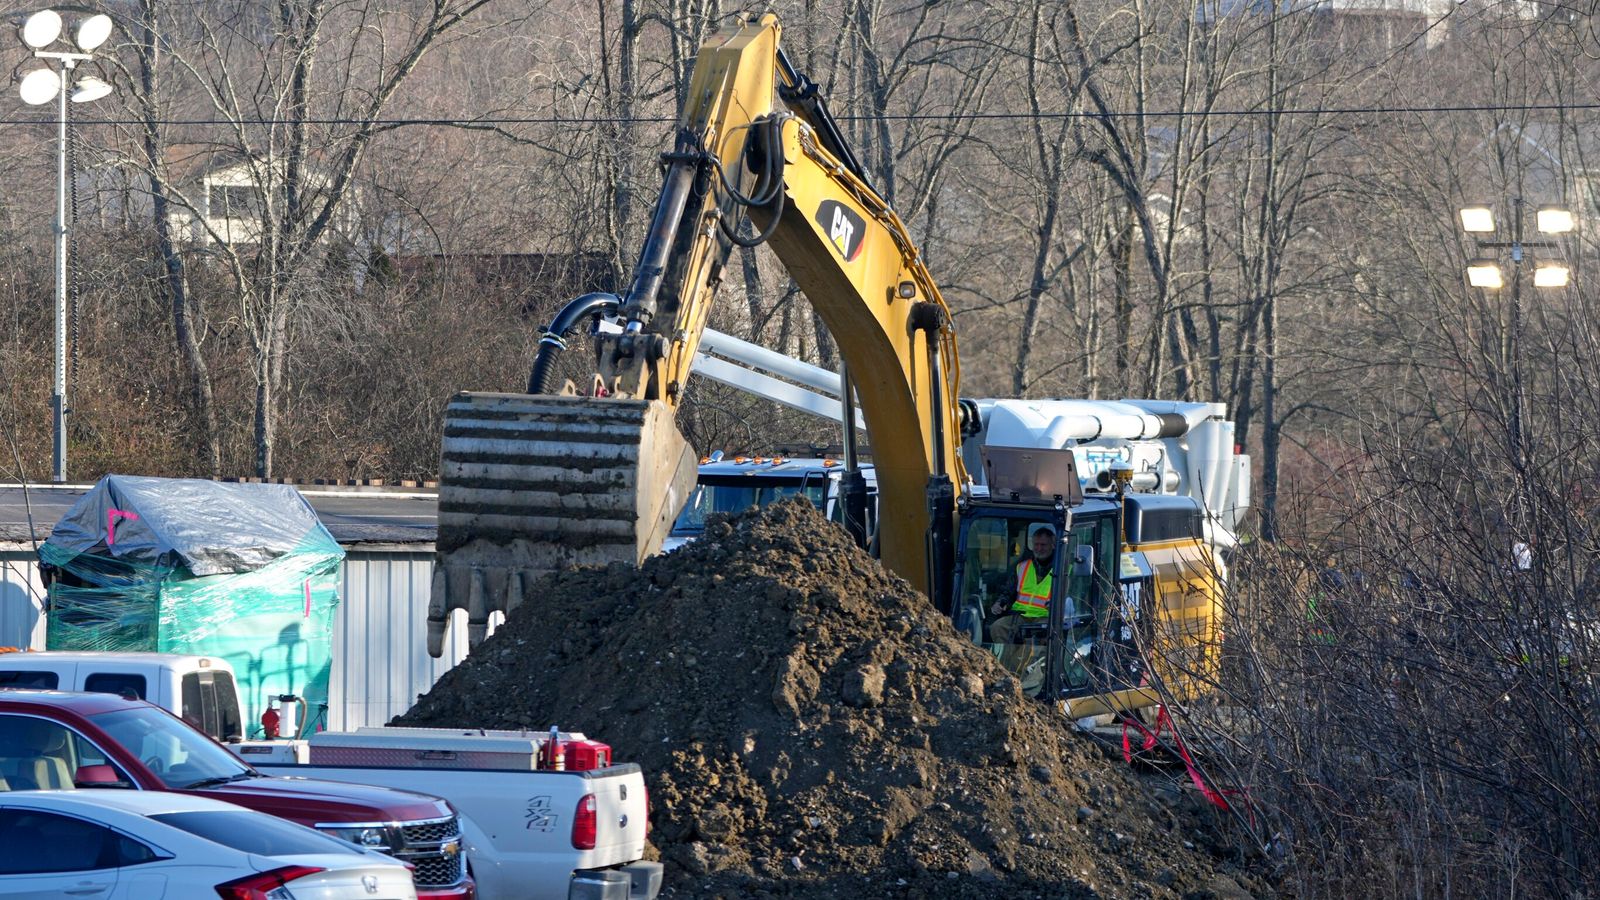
[425,15,1249,720]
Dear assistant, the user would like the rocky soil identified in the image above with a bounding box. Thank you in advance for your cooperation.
[399,500,1261,899]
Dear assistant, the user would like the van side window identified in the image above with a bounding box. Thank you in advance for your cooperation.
[83,673,147,700]
[181,670,243,742]
[0,671,58,690]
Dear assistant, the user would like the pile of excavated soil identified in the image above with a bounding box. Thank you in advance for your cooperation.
[399,501,1258,899]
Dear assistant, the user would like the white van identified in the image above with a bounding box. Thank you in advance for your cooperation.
[0,651,243,743]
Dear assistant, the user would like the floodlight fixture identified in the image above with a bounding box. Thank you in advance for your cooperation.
[70,75,110,103]
[1534,263,1570,288]
[1459,206,1495,233]
[1466,259,1504,289]
[18,67,60,105]
[1536,207,1575,235]
[73,13,110,51]
[20,9,61,48]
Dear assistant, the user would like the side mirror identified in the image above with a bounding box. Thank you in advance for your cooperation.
[1073,545,1094,578]
[74,764,128,788]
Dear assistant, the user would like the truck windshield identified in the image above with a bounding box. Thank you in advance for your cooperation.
[671,478,826,534]
[89,706,251,789]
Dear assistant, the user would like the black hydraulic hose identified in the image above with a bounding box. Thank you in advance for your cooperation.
[714,118,785,208]
[776,48,877,197]
[716,116,787,249]
[913,301,955,615]
[912,302,949,477]
[526,292,620,394]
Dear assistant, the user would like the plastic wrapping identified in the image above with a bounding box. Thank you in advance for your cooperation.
[42,477,343,734]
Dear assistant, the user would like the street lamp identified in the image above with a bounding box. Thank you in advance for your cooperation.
[1457,198,1574,284]
[1457,198,1573,471]
[14,8,113,484]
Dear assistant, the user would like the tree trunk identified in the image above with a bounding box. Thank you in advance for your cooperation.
[137,0,220,476]
[739,242,763,336]
[1260,291,1279,542]
[1112,215,1135,384]
[1014,198,1059,397]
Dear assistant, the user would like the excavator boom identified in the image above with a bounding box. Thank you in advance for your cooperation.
[427,15,965,655]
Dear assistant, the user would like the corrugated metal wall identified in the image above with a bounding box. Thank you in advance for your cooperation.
[0,545,472,731]
[0,548,46,650]
[330,550,471,731]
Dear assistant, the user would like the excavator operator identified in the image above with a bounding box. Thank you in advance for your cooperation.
[989,525,1057,645]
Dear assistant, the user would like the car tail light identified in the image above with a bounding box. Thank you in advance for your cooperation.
[215,865,325,899]
[572,793,597,850]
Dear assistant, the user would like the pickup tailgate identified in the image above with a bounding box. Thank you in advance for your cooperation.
[257,762,650,900]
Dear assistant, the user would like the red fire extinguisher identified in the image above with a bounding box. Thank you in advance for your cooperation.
[541,725,565,771]
[261,705,281,740]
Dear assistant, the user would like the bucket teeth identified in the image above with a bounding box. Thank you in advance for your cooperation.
[425,392,698,657]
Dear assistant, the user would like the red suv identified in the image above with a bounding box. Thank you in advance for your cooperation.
[0,690,474,899]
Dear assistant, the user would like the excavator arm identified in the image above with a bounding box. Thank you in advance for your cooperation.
[427,15,966,655]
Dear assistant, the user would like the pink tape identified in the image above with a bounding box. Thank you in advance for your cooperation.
[304,580,312,617]
[106,509,139,546]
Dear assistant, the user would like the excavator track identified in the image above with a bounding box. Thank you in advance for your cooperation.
[426,392,698,656]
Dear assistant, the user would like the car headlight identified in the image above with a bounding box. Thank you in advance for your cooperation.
[316,823,399,851]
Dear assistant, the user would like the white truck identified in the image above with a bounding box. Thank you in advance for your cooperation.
[0,651,660,900]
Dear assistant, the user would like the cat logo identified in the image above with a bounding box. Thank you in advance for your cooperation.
[815,200,866,262]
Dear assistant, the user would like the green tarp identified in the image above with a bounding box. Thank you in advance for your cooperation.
[42,476,343,735]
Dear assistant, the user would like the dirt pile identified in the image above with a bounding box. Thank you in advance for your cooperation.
[399,501,1256,899]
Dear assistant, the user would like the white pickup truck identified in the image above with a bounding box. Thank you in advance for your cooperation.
[0,651,660,900]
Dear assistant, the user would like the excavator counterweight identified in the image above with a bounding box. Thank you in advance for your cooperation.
[426,393,697,656]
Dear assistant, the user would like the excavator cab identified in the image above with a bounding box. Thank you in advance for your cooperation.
[953,502,1122,699]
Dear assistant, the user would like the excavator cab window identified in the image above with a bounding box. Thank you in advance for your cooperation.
[1057,517,1119,694]
[954,515,1078,695]
[954,512,1124,698]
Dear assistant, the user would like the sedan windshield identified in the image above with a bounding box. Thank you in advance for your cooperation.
[90,706,251,788]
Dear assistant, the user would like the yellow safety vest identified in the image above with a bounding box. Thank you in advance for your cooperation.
[1012,559,1052,618]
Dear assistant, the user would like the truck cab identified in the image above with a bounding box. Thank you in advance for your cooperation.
[664,456,877,551]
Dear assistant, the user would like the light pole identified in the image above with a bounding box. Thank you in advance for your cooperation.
[15,8,113,484]
[1458,199,1574,473]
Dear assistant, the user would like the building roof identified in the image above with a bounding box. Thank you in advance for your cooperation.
[0,484,437,548]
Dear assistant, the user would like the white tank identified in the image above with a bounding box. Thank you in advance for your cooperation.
[964,398,1250,547]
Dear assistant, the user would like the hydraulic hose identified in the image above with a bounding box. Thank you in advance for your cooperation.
[716,116,787,249]
[526,292,620,394]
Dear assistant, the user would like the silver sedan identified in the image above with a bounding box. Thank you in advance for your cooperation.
[0,789,417,899]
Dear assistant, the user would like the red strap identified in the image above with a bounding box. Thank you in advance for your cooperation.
[1121,705,1245,813]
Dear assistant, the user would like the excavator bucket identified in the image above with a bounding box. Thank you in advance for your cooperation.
[425,392,699,657]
